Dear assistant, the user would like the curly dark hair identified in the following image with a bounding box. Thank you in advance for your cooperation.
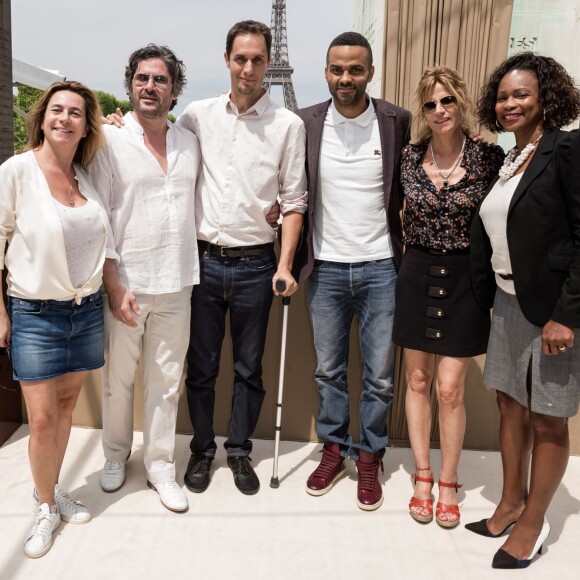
[124,44,186,111]
[477,52,580,133]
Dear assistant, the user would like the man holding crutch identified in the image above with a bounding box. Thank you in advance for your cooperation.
[294,32,411,511]
[177,20,307,496]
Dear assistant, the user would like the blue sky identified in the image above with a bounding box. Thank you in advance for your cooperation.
[12,0,352,114]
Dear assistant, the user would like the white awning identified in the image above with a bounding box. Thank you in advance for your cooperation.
[12,58,65,90]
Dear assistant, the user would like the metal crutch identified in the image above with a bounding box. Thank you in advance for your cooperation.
[270,278,290,488]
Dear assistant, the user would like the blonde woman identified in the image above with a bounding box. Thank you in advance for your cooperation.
[393,67,503,528]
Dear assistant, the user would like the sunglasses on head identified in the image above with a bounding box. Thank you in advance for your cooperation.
[422,95,457,114]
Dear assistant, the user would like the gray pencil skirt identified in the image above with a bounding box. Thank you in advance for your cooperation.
[483,288,580,417]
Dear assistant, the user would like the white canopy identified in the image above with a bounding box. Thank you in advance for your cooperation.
[12,58,65,90]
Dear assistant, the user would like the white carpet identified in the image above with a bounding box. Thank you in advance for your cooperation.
[1,426,580,580]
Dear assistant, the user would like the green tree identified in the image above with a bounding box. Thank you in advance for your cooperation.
[94,90,120,116]
[13,85,42,152]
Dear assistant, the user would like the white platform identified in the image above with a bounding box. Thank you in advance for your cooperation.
[1,426,580,579]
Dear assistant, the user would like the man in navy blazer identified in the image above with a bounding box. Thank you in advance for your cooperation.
[293,32,411,510]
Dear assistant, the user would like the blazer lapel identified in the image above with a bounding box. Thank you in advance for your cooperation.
[373,99,396,204]
[508,130,557,216]
[307,100,331,206]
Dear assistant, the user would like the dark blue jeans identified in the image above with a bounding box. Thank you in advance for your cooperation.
[185,246,276,457]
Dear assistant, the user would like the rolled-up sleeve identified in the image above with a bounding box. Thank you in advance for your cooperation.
[279,119,308,215]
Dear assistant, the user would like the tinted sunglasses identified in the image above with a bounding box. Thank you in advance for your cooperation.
[134,73,170,87]
[422,95,457,114]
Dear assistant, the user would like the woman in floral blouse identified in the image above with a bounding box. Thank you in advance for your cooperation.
[392,66,503,529]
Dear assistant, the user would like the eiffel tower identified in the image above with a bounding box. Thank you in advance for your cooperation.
[263,0,298,111]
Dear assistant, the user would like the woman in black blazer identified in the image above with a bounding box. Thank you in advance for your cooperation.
[468,53,580,569]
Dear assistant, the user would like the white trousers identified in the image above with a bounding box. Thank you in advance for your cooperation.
[101,286,192,484]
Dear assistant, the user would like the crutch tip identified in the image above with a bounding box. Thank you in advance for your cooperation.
[270,477,280,488]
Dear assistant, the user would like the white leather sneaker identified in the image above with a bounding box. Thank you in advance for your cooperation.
[24,503,61,558]
[33,485,91,524]
[147,480,189,513]
[100,460,126,492]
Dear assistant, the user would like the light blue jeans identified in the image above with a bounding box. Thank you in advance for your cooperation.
[308,258,397,460]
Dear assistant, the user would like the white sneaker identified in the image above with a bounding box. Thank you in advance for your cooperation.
[33,485,92,524]
[147,480,188,513]
[101,460,126,492]
[24,503,61,558]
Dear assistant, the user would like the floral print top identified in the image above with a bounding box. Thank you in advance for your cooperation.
[401,138,504,250]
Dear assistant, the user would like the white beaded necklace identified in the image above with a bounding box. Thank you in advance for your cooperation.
[429,137,466,187]
[499,133,543,181]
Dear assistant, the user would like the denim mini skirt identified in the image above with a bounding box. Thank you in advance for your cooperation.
[8,291,105,381]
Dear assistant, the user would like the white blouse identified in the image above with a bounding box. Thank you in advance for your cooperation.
[0,150,118,303]
[53,198,106,289]
[479,173,523,295]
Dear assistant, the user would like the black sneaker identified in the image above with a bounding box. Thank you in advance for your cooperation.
[227,456,260,495]
[184,454,214,493]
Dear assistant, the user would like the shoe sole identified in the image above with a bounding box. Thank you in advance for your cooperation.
[410,511,433,524]
[184,477,211,494]
[101,480,125,493]
[436,516,460,529]
[147,480,189,513]
[61,513,92,524]
[236,485,260,496]
[24,538,53,559]
[306,467,347,497]
[357,494,384,511]
[24,520,60,559]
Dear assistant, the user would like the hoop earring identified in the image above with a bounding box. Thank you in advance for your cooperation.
[495,119,503,131]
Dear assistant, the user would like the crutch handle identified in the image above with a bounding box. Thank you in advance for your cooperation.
[275,279,291,305]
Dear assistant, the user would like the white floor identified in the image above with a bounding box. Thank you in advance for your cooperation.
[1,426,580,580]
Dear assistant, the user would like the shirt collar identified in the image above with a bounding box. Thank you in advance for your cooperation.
[329,97,375,127]
[222,90,271,117]
[125,111,173,135]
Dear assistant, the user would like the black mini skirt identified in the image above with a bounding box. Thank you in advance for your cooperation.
[392,246,490,357]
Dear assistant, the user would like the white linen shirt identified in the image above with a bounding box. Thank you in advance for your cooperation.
[314,101,392,262]
[176,91,307,247]
[88,113,200,294]
[0,150,117,303]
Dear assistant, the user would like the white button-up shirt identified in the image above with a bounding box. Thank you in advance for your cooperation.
[177,91,307,247]
[88,112,201,294]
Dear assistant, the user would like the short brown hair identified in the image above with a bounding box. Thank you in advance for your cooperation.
[411,66,474,144]
[225,20,272,59]
[24,81,104,168]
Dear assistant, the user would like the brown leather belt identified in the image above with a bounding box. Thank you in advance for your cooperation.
[197,240,273,258]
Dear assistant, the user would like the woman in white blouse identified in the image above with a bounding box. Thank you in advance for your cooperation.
[0,81,116,558]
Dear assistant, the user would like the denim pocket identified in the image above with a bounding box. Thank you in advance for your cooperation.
[10,298,44,315]
[245,251,275,270]
[89,293,104,310]
[371,258,395,271]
